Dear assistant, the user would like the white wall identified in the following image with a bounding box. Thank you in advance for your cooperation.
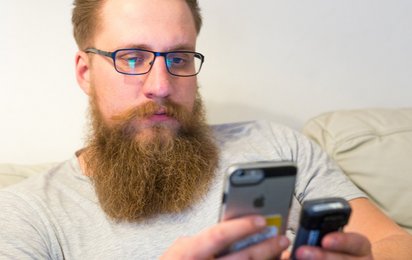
[1,0,411,164]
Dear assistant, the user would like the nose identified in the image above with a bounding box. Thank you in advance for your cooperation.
[142,56,172,100]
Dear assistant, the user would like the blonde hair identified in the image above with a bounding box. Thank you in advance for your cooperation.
[72,0,202,49]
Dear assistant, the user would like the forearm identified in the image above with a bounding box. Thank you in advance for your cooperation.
[372,234,412,259]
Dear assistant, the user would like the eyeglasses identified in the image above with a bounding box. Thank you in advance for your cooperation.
[85,48,205,77]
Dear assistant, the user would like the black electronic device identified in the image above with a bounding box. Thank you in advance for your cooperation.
[291,197,352,259]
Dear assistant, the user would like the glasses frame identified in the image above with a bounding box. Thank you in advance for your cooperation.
[84,47,205,77]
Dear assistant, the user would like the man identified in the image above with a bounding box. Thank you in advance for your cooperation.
[0,0,411,259]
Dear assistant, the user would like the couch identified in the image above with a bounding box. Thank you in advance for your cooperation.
[1,108,411,234]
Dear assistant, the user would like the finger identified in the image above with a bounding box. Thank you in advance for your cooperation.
[321,232,371,257]
[295,245,372,260]
[220,236,290,260]
[294,246,334,260]
[294,232,372,260]
[192,215,268,258]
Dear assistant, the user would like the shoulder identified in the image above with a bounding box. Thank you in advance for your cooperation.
[211,120,313,162]
[0,188,53,258]
[0,190,64,258]
[0,159,69,214]
[0,157,85,259]
[0,157,89,220]
[211,120,308,143]
[211,120,296,135]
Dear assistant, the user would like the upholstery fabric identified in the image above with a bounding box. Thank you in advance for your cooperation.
[0,163,57,189]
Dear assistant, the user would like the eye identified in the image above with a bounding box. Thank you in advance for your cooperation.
[117,51,146,69]
[125,57,144,69]
[167,57,186,67]
[172,57,185,64]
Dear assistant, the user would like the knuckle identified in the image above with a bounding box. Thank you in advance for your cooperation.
[345,233,372,255]
[208,227,227,244]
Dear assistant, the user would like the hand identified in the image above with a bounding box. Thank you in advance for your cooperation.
[293,232,373,260]
[160,215,290,259]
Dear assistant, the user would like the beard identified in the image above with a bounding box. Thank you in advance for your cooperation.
[83,91,219,222]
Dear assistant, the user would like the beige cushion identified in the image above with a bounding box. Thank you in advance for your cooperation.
[0,163,57,189]
[302,108,412,233]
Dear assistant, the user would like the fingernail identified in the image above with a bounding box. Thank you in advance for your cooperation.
[254,216,266,227]
[279,236,289,248]
[324,236,338,249]
[301,248,314,260]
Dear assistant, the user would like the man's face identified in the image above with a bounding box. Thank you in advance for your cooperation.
[77,0,219,222]
[88,0,198,136]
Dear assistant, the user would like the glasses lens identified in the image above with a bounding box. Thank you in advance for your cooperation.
[166,52,203,76]
[114,49,154,74]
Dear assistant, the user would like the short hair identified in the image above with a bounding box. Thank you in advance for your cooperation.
[72,0,202,50]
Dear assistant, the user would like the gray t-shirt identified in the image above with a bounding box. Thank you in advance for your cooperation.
[0,121,365,259]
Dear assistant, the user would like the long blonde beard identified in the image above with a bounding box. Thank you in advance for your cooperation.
[84,93,219,222]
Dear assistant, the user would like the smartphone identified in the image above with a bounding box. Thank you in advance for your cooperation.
[291,197,352,260]
[218,161,297,254]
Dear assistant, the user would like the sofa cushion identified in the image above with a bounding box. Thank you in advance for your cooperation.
[302,108,412,233]
[0,163,57,189]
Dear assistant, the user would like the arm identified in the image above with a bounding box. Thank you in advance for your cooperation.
[346,198,412,258]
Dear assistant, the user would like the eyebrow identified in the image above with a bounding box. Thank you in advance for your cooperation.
[117,43,196,52]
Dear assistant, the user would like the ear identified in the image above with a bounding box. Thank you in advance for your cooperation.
[75,51,92,95]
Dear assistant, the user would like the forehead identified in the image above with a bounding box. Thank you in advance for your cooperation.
[96,0,197,51]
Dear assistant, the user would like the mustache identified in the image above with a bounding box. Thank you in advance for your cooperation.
[110,100,190,126]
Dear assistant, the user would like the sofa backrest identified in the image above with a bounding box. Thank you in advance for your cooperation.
[303,108,412,234]
[0,163,57,189]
